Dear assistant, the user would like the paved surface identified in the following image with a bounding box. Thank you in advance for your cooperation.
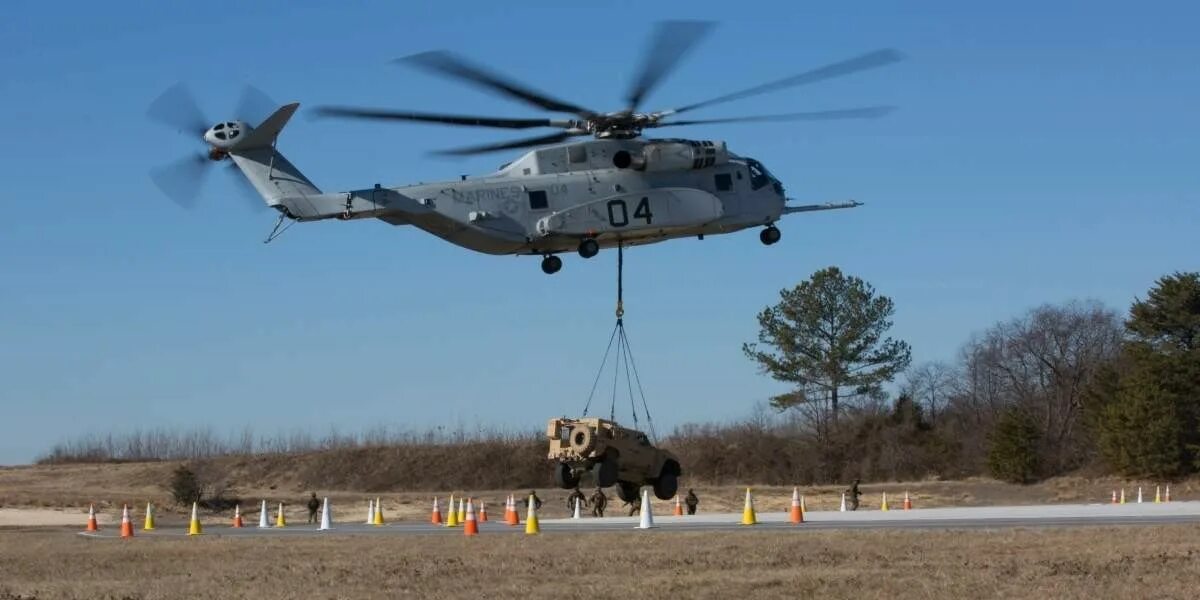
[77,501,1200,539]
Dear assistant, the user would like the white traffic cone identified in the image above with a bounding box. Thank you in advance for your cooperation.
[319,497,332,531]
[840,492,847,512]
[1137,486,1143,504]
[572,498,582,519]
[258,500,269,528]
[637,487,654,529]
[365,498,375,524]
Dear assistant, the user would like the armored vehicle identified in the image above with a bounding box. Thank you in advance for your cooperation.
[547,416,681,502]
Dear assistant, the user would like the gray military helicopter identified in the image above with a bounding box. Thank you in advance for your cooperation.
[146,21,902,274]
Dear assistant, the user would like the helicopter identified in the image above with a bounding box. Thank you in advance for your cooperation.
[146,21,903,274]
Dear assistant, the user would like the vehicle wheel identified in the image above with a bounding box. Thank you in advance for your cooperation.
[553,462,579,489]
[653,470,678,501]
[569,427,595,454]
[592,453,618,488]
[759,226,781,246]
[541,255,563,274]
[577,238,599,259]
[616,481,639,503]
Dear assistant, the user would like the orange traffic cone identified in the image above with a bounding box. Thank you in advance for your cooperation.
[464,499,479,536]
[431,497,442,524]
[505,495,518,526]
[673,495,683,516]
[232,504,244,528]
[790,487,804,524]
[479,500,488,523]
[1111,490,1118,504]
[903,491,913,510]
[85,504,99,532]
[119,505,134,538]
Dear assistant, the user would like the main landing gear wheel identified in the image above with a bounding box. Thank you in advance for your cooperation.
[759,225,781,246]
[541,254,563,274]
[578,238,600,259]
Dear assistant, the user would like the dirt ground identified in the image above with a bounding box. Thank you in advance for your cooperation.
[1,524,1199,599]
[2,461,1195,527]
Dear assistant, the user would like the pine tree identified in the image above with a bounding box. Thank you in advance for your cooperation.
[987,407,1041,484]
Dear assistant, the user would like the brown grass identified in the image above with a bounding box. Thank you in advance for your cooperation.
[1,525,1199,599]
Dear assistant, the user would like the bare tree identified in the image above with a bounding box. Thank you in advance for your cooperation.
[903,361,957,424]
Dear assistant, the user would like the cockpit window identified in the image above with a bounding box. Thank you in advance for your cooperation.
[747,159,770,190]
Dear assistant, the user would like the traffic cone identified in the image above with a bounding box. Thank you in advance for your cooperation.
[231,503,243,528]
[187,501,202,536]
[740,488,757,525]
[464,499,479,536]
[840,492,847,512]
[258,500,269,528]
[373,497,385,525]
[637,488,655,529]
[431,497,442,524]
[524,493,540,535]
[506,495,518,526]
[319,497,332,531]
[457,498,465,524]
[275,502,286,527]
[85,504,99,532]
[1120,488,1126,504]
[446,494,459,527]
[789,487,804,524]
[573,498,582,519]
[120,505,134,538]
[1111,490,1117,504]
[479,500,488,523]
[801,494,807,513]
[881,492,889,511]
[673,495,683,516]
[1137,486,1143,504]
[1155,486,1162,503]
[903,491,913,510]
[1166,485,1171,502]
[143,502,155,530]
[365,499,375,524]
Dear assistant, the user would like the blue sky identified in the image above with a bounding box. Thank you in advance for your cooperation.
[1,1,1197,464]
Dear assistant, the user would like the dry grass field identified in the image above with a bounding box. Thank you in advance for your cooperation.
[1,525,1199,599]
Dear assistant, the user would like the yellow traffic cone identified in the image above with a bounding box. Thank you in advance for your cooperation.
[143,502,155,530]
[1120,488,1126,504]
[881,492,889,511]
[275,502,287,527]
[188,501,202,536]
[1155,486,1162,503]
[446,494,459,527]
[740,488,757,525]
[524,493,540,535]
[457,498,466,524]
[373,497,385,525]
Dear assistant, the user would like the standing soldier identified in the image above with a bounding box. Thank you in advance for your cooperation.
[848,479,862,511]
[625,495,641,517]
[566,486,587,514]
[306,492,320,523]
[684,488,699,515]
[590,487,607,517]
[523,490,543,512]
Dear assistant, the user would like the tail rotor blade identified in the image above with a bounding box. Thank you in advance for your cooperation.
[146,82,210,137]
[223,162,269,212]
[148,153,212,209]
[235,84,278,125]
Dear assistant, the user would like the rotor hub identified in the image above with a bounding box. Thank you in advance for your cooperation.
[203,121,249,153]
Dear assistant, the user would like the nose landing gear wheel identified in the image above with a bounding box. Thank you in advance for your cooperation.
[541,254,563,274]
[578,238,599,259]
[759,225,781,246]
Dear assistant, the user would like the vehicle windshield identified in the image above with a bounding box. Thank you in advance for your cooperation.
[746,158,782,195]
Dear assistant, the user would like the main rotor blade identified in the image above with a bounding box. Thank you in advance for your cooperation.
[625,20,715,112]
[148,152,211,209]
[146,82,209,136]
[431,131,581,156]
[234,84,278,125]
[665,48,905,116]
[397,50,596,118]
[312,106,573,130]
[650,106,896,127]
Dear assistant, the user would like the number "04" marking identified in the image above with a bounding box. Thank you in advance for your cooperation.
[607,197,653,228]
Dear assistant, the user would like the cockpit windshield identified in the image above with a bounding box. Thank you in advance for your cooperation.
[747,159,770,190]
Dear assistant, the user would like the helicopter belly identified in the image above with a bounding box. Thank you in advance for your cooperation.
[535,188,723,237]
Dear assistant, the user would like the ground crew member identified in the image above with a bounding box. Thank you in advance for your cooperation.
[685,488,699,515]
[590,488,607,517]
[567,486,587,514]
[625,496,640,516]
[306,492,320,523]
[848,479,862,511]
[523,490,543,512]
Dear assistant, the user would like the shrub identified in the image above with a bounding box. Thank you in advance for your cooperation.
[987,407,1041,484]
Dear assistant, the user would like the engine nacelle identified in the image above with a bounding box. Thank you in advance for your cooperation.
[637,139,728,172]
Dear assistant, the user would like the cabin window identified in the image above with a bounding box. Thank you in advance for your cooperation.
[714,173,732,191]
[528,190,549,210]
[568,144,588,164]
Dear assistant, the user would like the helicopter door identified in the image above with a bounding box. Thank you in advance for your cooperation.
[711,170,740,215]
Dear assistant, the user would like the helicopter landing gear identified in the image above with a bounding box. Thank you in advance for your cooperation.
[578,238,600,259]
[759,225,781,246]
[541,254,563,274]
